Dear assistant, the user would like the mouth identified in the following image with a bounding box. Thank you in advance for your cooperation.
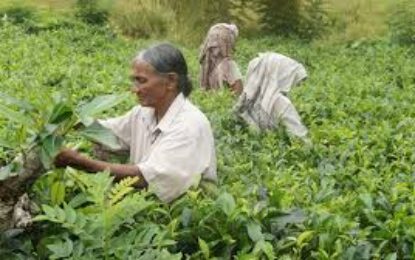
[136,93,143,100]
[136,95,147,104]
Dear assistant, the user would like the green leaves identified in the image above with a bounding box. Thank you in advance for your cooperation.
[0,102,34,127]
[0,91,128,172]
[198,238,210,259]
[180,207,192,227]
[253,240,275,260]
[48,102,73,124]
[34,169,156,258]
[40,135,64,168]
[0,92,34,111]
[3,17,415,260]
[79,121,122,150]
[216,192,236,216]
[247,221,264,242]
[108,176,139,205]
[0,136,14,148]
[47,237,73,259]
[296,230,314,247]
[51,181,66,205]
[76,93,128,126]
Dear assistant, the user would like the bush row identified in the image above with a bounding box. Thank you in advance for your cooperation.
[1,0,414,45]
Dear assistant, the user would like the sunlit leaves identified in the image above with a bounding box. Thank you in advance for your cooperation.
[247,221,264,242]
[0,92,34,111]
[0,102,34,127]
[48,102,73,125]
[216,192,236,216]
[198,237,210,259]
[40,135,64,168]
[51,181,66,205]
[79,121,122,150]
[2,18,415,259]
[47,237,74,259]
[76,93,129,126]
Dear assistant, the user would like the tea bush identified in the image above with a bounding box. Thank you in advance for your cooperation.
[109,0,233,44]
[75,0,108,26]
[257,0,328,40]
[388,0,415,45]
[1,20,415,259]
[0,5,35,25]
[109,0,174,39]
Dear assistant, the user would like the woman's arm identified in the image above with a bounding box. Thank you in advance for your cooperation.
[231,79,243,95]
[55,148,148,188]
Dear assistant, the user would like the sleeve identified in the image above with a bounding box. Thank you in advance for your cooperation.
[97,107,138,151]
[274,94,308,138]
[137,124,212,203]
[223,59,243,86]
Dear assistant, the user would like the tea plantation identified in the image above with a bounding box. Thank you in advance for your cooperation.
[1,21,415,259]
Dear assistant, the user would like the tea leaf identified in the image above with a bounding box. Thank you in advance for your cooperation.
[79,121,121,150]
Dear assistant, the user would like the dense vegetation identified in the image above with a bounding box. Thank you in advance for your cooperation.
[1,0,414,44]
[1,1,415,259]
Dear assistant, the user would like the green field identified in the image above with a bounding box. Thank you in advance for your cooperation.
[1,7,415,260]
[0,0,408,43]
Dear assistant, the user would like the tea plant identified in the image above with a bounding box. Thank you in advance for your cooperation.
[1,18,415,259]
[0,91,127,178]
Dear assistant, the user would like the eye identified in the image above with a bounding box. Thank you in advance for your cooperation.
[130,76,147,84]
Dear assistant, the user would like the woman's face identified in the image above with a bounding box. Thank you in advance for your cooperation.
[130,60,169,108]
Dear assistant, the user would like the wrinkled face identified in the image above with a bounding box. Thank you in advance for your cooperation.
[130,60,169,108]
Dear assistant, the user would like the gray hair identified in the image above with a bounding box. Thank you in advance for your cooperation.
[134,43,193,97]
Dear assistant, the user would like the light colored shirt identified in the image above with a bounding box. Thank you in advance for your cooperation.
[98,94,217,202]
[233,52,308,137]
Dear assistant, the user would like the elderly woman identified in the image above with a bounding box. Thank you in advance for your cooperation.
[55,43,217,203]
[199,23,243,93]
[233,52,309,139]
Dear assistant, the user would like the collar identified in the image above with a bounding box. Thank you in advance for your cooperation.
[154,93,186,133]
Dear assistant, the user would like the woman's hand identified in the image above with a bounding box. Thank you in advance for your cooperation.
[54,148,147,188]
[54,148,81,168]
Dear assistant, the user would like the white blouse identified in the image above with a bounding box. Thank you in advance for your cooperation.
[99,93,217,202]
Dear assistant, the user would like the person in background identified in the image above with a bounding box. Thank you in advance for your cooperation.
[199,23,243,94]
[233,52,310,141]
[55,43,217,203]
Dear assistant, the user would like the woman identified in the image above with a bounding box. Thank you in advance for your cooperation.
[233,52,309,139]
[55,43,217,203]
[199,23,243,93]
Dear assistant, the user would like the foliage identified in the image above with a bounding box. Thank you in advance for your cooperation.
[0,5,35,25]
[0,87,128,179]
[75,0,108,26]
[298,0,328,41]
[0,3,83,35]
[256,0,328,40]
[388,0,415,45]
[1,21,415,258]
[167,0,233,44]
[258,0,302,37]
[109,0,175,39]
[31,168,297,259]
[109,0,233,44]
[322,0,399,44]
[32,169,181,259]
[2,0,412,44]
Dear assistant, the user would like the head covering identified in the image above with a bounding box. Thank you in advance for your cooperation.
[199,23,239,90]
[233,52,308,137]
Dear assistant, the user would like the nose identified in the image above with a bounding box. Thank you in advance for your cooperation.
[131,85,140,94]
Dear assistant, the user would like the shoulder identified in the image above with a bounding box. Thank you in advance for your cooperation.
[128,105,155,121]
[174,100,212,136]
[182,100,211,128]
[218,58,241,73]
